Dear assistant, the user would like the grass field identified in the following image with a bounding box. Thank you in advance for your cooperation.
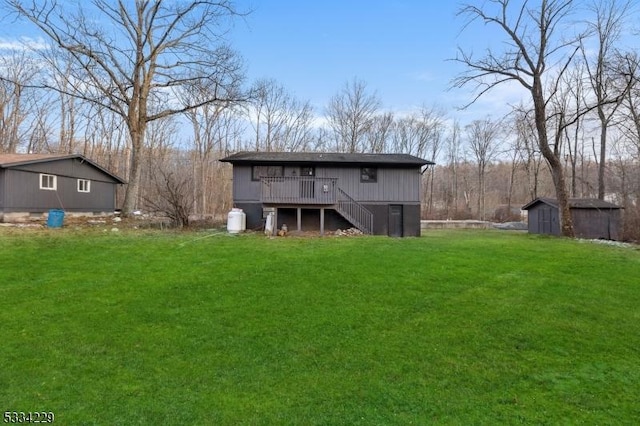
[1,228,639,424]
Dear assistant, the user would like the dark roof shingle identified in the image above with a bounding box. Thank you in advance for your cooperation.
[0,153,126,183]
[522,197,622,210]
[220,151,434,166]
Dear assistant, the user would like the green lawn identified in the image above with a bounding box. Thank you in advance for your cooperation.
[1,228,639,425]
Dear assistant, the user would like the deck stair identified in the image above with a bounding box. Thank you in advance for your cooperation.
[335,188,373,235]
[261,176,373,234]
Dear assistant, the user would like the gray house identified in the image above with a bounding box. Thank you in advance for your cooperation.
[220,152,434,236]
[0,153,125,222]
[522,197,622,240]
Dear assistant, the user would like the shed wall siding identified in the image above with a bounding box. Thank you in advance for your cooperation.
[10,158,119,182]
[572,209,621,240]
[0,171,4,209]
[525,201,621,240]
[2,169,116,213]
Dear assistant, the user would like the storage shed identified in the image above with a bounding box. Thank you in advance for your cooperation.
[521,197,622,240]
[0,153,125,222]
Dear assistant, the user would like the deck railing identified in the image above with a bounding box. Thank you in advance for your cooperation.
[261,176,337,204]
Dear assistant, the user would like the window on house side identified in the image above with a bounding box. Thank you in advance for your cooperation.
[252,165,284,181]
[40,174,57,190]
[360,167,377,183]
[78,179,91,193]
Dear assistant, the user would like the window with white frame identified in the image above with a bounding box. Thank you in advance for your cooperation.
[77,179,91,193]
[40,174,57,190]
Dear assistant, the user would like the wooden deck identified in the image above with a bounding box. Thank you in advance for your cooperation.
[261,176,337,204]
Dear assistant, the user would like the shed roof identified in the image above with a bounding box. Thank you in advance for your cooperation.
[0,153,126,184]
[522,197,622,210]
[219,151,434,166]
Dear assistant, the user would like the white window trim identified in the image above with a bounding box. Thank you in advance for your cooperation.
[77,179,91,193]
[39,173,57,191]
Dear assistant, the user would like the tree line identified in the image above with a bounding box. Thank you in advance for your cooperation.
[1,0,639,240]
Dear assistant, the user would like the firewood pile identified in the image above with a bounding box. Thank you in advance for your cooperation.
[334,227,363,236]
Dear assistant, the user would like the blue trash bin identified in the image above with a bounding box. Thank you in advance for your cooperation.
[47,209,65,228]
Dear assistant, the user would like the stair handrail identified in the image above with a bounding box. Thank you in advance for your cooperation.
[336,188,373,234]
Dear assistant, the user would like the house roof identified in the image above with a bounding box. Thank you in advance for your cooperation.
[522,197,622,210]
[0,153,126,184]
[219,151,435,167]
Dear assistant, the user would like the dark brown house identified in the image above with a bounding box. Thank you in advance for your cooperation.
[522,197,622,240]
[220,152,434,236]
[0,153,125,222]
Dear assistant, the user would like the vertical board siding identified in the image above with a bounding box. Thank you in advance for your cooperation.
[527,203,621,240]
[322,166,421,202]
[234,164,421,203]
[233,166,261,201]
[1,158,120,213]
[3,169,117,212]
[15,158,117,181]
[572,209,621,240]
[0,172,4,208]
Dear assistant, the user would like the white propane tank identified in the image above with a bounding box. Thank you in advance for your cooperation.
[227,208,245,234]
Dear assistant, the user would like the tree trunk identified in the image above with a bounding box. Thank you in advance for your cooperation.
[532,78,574,237]
[122,118,146,215]
[549,158,573,236]
[597,110,607,200]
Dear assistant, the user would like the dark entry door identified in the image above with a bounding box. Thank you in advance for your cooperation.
[389,205,403,237]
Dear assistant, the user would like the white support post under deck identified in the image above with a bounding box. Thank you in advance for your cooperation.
[273,208,278,236]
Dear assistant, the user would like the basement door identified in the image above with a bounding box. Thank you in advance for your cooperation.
[389,205,403,237]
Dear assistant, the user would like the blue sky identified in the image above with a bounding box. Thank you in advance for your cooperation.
[0,1,531,122]
[3,1,638,124]
[230,1,494,118]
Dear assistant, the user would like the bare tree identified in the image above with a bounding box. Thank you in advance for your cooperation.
[443,120,463,217]
[465,117,502,219]
[179,78,244,217]
[326,78,380,153]
[6,0,246,215]
[365,112,394,153]
[581,0,633,199]
[25,97,56,154]
[513,107,545,201]
[247,78,315,152]
[560,65,587,197]
[453,0,583,236]
[616,51,640,239]
[618,52,640,159]
[504,116,525,217]
[0,49,40,152]
[144,154,195,228]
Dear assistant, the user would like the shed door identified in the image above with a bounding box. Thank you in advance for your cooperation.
[539,206,552,234]
[389,205,403,237]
